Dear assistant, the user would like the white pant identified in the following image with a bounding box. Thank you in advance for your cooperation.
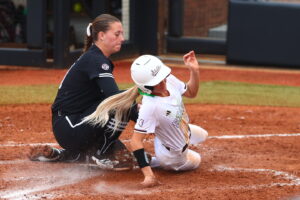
[151,124,208,171]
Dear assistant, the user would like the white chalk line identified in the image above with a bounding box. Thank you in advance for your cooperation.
[1,132,300,199]
[2,163,298,199]
[0,132,299,148]
[211,165,300,189]
[0,165,103,200]
[0,159,29,165]
[209,133,300,139]
[0,142,57,147]
[92,165,300,195]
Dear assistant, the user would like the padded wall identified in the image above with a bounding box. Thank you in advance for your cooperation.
[227,0,300,67]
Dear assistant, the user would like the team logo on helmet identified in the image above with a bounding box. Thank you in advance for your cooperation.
[151,65,161,77]
[101,63,110,70]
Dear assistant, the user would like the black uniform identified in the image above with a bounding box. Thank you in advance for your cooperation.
[51,45,137,157]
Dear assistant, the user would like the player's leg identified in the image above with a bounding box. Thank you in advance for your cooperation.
[30,102,138,167]
[171,124,206,170]
[88,106,143,171]
[175,149,201,171]
[155,148,201,171]
[151,137,186,170]
[151,136,201,171]
[189,124,208,145]
[90,139,137,171]
[30,103,107,163]
[29,109,93,162]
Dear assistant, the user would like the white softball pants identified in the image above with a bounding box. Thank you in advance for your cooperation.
[150,124,208,171]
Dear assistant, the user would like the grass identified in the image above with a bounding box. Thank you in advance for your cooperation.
[0,81,300,107]
[0,85,59,104]
[184,81,300,107]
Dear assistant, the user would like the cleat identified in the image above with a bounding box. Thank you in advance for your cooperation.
[29,145,62,162]
[90,156,133,171]
[57,149,85,163]
[29,145,88,163]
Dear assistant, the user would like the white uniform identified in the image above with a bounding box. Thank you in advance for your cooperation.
[134,75,208,171]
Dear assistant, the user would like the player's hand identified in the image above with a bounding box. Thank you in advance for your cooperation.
[140,176,161,188]
[183,51,199,71]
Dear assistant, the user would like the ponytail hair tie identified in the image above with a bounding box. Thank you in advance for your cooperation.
[86,23,92,36]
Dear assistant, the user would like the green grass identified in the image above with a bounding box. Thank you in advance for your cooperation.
[184,81,300,107]
[0,81,300,107]
[0,85,59,104]
[0,84,133,105]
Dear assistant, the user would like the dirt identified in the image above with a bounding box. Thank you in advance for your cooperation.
[0,60,300,200]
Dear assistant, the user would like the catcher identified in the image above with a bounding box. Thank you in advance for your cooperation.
[84,51,208,187]
[28,14,139,170]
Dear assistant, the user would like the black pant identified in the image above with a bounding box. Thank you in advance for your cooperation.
[52,105,127,155]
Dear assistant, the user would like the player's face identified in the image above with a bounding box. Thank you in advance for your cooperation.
[152,78,168,96]
[99,22,125,56]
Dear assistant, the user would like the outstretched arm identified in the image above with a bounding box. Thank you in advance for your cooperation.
[182,51,200,98]
[130,132,160,187]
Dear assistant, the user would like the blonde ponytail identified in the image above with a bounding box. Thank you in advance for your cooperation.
[84,86,140,132]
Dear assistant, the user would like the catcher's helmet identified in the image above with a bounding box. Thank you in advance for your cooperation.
[131,55,171,94]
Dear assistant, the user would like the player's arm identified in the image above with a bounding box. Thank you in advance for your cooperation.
[90,59,119,97]
[95,77,119,97]
[182,51,200,98]
[130,132,159,187]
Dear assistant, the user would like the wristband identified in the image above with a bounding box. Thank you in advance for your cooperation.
[133,148,150,168]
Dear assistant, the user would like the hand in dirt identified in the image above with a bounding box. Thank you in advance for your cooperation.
[140,176,162,188]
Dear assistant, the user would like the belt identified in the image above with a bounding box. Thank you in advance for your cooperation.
[164,143,188,153]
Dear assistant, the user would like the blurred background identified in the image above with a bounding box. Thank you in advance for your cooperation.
[0,0,300,68]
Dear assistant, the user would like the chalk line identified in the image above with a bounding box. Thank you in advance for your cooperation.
[0,142,57,147]
[212,165,300,189]
[209,133,300,139]
[0,165,102,200]
[1,133,299,148]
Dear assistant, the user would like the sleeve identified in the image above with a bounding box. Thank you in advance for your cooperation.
[134,101,157,134]
[95,78,119,97]
[88,57,119,97]
[167,74,187,95]
[87,58,114,80]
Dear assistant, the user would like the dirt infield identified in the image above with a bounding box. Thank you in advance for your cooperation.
[0,60,300,200]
